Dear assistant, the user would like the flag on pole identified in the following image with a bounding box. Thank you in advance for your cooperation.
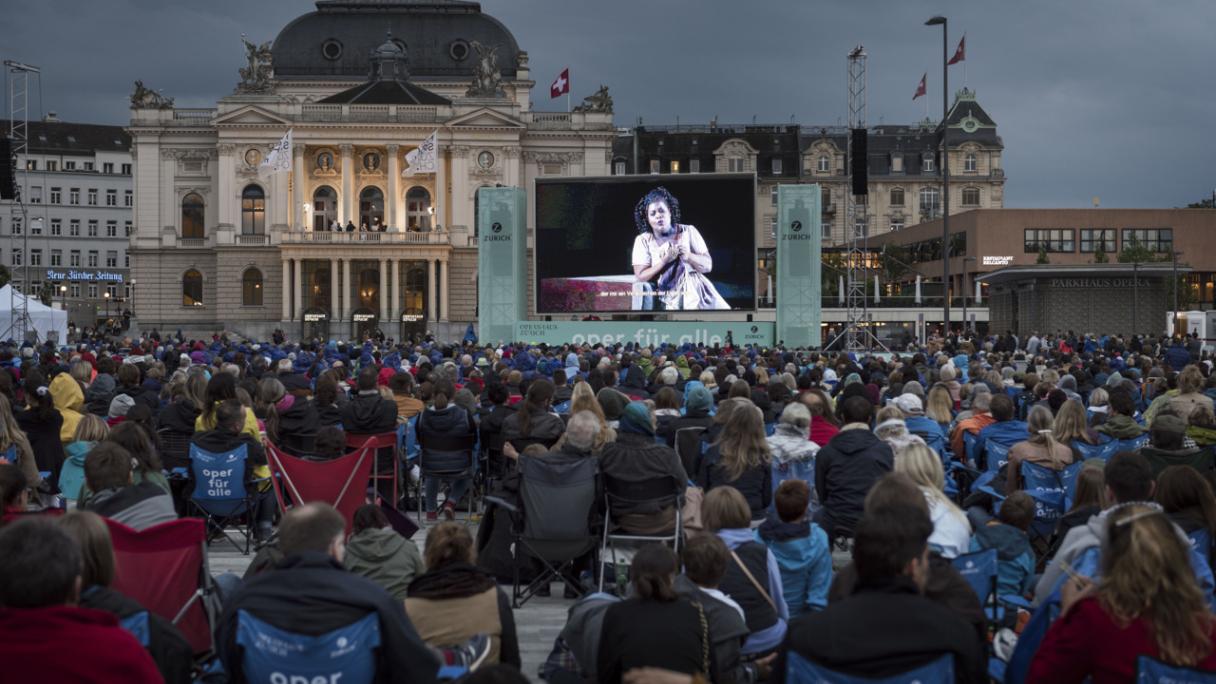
[260,129,293,174]
[912,73,927,100]
[550,68,570,99]
[404,130,438,175]
[948,35,966,65]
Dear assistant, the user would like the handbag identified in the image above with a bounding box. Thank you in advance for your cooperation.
[729,548,778,613]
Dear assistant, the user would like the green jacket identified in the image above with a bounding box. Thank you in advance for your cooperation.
[1096,414,1146,441]
[343,526,424,601]
[1189,425,1216,448]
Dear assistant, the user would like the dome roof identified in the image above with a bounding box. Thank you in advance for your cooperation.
[272,0,521,81]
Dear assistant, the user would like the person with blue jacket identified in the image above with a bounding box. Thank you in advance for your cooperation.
[969,490,1036,598]
[892,393,948,460]
[974,393,1028,468]
[755,480,832,618]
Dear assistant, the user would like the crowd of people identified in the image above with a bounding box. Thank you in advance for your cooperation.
[1,327,1216,682]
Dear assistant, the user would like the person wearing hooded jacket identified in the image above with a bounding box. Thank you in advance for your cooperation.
[85,372,118,417]
[50,372,85,445]
[599,402,688,534]
[344,505,424,601]
[340,366,398,435]
[661,383,714,447]
[755,480,832,618]
[417,379,477,520]
[814,395,895,541]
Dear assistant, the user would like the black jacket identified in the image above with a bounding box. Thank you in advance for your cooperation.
[80,585,194,684]
[501,408,564,448]
[599,433,688,512]
[661,411,713,448]
[190,429,267,469]
[315,402,343,428]
[340,391,398,435]
[598,597,713,684]
[217,552,438,684]
[777,576,985,684]
[85,374,117,416]
[14,407,65,482]
[814,427,894,539]
[275,396,319,441]
[117,382,159,414]
[698,445,772,520]
[416,405,476,472]
[156,399,200,435]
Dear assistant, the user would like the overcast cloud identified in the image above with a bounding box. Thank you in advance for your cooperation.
[2,0,1213,207]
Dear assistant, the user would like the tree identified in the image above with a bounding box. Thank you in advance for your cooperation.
[1092,245,1109,263]
[37,282,54,307]
[1186,197,1215,209]
[1117,237,1161,264]
[878,243,912,284]
[1036,244,1050,264]
[0,265,8,289]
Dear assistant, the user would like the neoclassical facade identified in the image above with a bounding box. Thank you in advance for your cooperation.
[128,0,613,340]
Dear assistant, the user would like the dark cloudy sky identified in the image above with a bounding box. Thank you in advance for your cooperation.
[3,0,1214,208]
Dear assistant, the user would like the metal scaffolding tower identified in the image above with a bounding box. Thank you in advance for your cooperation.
[3,60,39,343]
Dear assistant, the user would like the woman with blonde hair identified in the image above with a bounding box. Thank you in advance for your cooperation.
[59,414,109,503]
[873,406,925,454]
[895,442,970,558]
[1054,398,1100,449]
[1086,387,1110,427]
[698,403,771,520]
[559,380,616,449]
[0,393,39,489]
[1007,405,1075,493]
[1030,504,1216,680]
[925,384,955,432]
[1171,365,1215,421]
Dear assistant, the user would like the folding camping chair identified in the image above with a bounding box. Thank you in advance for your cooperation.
[416,431,478,524]
[346,431,401,508]
[674,426,707,477]
[951,549,1032,626]
[234,610,382,684]
[1136,656,1216,683]
[266,440,376,534]
[188,443,266,554]
[105,517,217,655]
[598,474,683,592]
[785,651,954,684]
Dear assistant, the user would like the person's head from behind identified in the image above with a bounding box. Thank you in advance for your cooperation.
[998,491,1036,532]
[778,402,811,438]
[681,533,729,590]
[654,386,680,411]
[1156,465,1216,531]
[1179,365,1205,395]
[1151,413,1188,451]
[852,505,933,591]
[1108,388,1136,418]
[352,504,390,536]
[424,521,475,570]
[74,413,109,443]
[564,411,601,451]
[0,518,82,608]
[215,398,245,435]
[84,442,133,493]
[894,442,946,493]
[0,463,28,511]
[701,486,752,532]
[58,510,115,589]
[1102,504,1214,666]
[630,543,678,602]
[278,502,347,562]
[1071,463,1108,512]
[356,366,378,392]
[487,382,509,407]
[839,395,873,426]
[989,393,1014,422]
[1105,451,1155,505]
[775,479,810,523]
[107,421,162,473]
[314,426,346,458]
[388,372,414,397]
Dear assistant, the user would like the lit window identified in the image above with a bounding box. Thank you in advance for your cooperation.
[182,270,204,306]
[670,160,681,173]
[242,268,264,306]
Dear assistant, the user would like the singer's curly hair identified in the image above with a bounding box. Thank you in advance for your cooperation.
[633,186,681,234]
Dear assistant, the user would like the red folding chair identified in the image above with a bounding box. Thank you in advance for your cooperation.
[266,441,376,534]
[105,517,215,655]
[345,432,400,507]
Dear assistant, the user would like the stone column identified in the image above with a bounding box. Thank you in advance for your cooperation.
[390,259,400,320]
[427,258,437,322]
[293,144,306,231]
[439,258,449,321]
[281,259,291,320]
[379,258,389,321]
[329,258,339,317]
[386,144,400,230]
[342,258,352,321]
[340,144,355,226]
[216,144,236,232]
[293,258,303,320]
[435,140,447,230]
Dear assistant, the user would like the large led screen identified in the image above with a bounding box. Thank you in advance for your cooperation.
[535,175,756,313]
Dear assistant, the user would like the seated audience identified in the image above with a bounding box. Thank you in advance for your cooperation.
[699,402,773,520]
[675,534,754,684]
[815,396,895,541]
[81,442,176,530]
[755,480,833,618]
[895,442,971,559]
[599,402,688,534]
[1141,413,1214,477]
[969,490,1037,598]
[344,504,424,600]
[417,379,477,521]
[1006,406,1075,493]
[766,403,820,514]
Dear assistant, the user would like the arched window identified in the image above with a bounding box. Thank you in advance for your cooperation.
[817,155,830,173]
[919,187,941,219]
[241,185,265,235]
[406,186,432,231]
[313,186,337,231]
[962,186,981,207]
[359,187,384,229]
[182,269,203,307]
[242,268,263,306]
[181,193,204,239]
[890,187,905,207]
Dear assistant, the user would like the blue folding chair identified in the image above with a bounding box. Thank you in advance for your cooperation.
[1019,461,1076,543]
[765,422,777,437]
[1136,655,1216,683]
[119,610,151,648]
[785,651,954,683]
[1190,528,1214,574]
[1113,434,1149,452]
[553,400,572,415]
[952,549,1032,626]
[1072,437,1117,462]
[188,443,263,554]
[236,610,382,684]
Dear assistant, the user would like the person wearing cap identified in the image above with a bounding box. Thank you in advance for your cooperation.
[598,402,687,535]
[106,394,136,427]
[1140,412,1213,478]
[892,393,947,458]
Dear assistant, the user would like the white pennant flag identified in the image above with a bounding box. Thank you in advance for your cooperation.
[260,129,293,175]
[404,130,438,175]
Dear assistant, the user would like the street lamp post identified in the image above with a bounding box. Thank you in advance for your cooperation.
[962,256,977,336]
[926,15,950,334]
[104,290,111,323]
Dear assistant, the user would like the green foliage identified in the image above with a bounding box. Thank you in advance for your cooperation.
[37,282,54,307]
[878,243,911,283]
[1036,244,1050,264]
[0,265,8,288]
[1116,237,1162,264]
[1092,245,1108,264]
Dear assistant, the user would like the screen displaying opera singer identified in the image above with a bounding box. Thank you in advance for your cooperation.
[535,175,756,314]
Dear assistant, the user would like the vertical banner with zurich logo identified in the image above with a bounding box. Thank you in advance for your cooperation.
[477,187,526,345]
[777,184,822,348]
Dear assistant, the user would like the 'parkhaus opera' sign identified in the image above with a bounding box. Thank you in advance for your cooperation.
[1050,277,1147,288]
[44,269,125,283]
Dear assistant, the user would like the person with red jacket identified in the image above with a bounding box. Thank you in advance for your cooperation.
[0,517,161,683]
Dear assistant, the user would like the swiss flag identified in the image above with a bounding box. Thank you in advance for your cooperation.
[948,35,966,65]
[912,73,927,100]
[550,68,570,99]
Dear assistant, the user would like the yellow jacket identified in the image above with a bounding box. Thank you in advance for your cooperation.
[50,374,85,444]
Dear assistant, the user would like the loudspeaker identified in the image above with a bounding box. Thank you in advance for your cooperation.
[850,128,868,196]
[0,138,15,201]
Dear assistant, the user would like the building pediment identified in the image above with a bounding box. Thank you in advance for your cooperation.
[213,105,293,127]
[713,138,758,157]
[445,108,525,129]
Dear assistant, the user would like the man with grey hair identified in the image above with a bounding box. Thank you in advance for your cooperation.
[563,410,602,454]
[657,365,679,387]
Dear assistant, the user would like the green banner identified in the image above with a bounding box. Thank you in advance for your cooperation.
[514,321,774,347]
[776,184,822,347]
[476,187,526,345]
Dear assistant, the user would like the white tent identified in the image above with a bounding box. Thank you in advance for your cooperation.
[0,284,69,344]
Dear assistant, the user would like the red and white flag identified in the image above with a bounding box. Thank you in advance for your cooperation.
[948,35,966,65]
[912,73,927,100]
[550,68,570,99]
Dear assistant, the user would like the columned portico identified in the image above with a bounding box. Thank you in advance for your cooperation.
[281,260,291,320]
[330,257,340,318]
[292,258,303,319]
[340,144,354,226]
[386,144,400,229]
[293,144,306,229]
[342,257,352,319]
[427,259,437,323]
